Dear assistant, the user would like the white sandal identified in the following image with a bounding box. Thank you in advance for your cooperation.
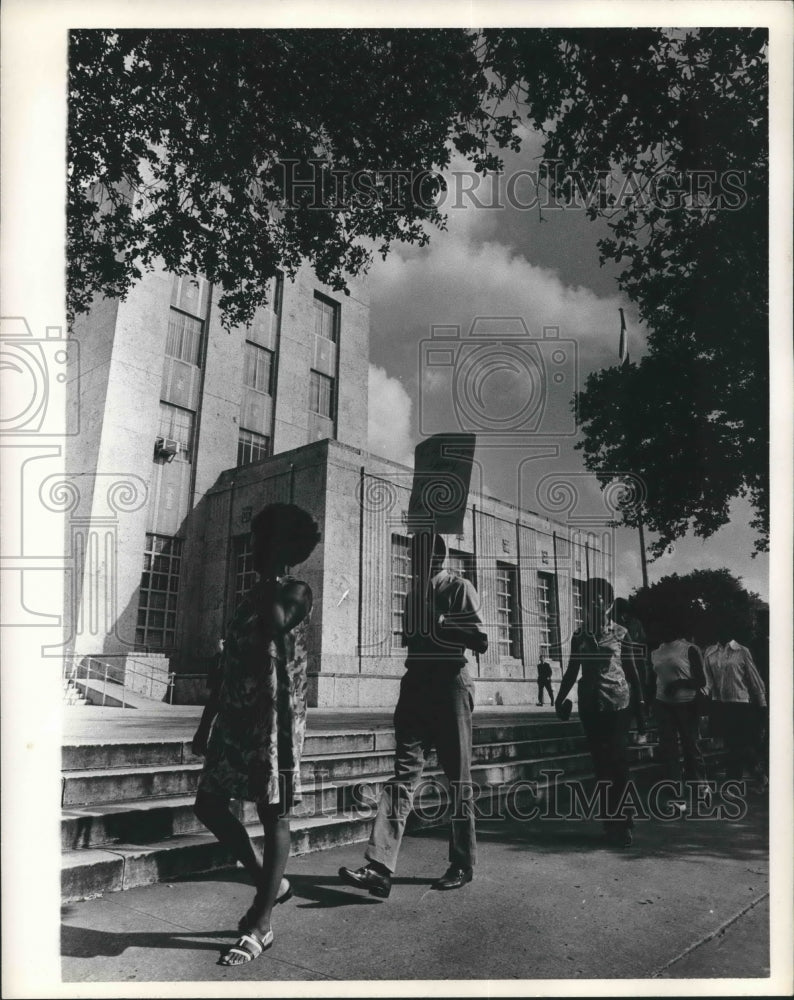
[218,929,274,966]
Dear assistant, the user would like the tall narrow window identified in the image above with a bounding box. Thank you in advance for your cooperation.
[243,342,274,394]
[391,534,411,649]
[572,578,585,633]
[497,562,521,659]
[135,535,182,650]
[537,571,560,658]
[158,402,195,461]
[314,292,339,342]
[309,369,335,419]
[237,429,271,467]
[166,309,204,366]
[234,535,256,608]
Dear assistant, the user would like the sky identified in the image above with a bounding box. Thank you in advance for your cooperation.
[364,142,769,602]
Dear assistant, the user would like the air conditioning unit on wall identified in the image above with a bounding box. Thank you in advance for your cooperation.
[154,437,179,462]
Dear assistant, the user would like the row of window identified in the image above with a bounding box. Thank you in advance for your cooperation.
[159,288,339,470]
[135,531,586,655]
[389,535,584,660]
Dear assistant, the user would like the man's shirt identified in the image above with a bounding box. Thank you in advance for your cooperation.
[703,640,767,707]
[403,569,485,668]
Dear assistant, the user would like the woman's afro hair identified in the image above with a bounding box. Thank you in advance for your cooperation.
[250,503,321,567]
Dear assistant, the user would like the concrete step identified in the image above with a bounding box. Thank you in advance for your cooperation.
[60,719,591,771]
[61,732,601,808]
[61,812,375,901]
[62,746,611,851]
[60,751,701,904]
[60,747,725,902]
[60,762,595,903]
[61,742,603,812]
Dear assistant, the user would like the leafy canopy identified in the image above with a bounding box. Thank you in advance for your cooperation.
[484,28,768,554]
[68,28,768,554]
[627,567,768,651]
[68,28,517,327]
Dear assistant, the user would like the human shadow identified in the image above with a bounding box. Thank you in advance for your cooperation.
[159,865,435,911]
[287,872,436,909]
[61,923,239,959]
[407,792,768,865]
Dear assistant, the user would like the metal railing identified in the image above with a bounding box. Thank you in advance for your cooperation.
[63,656,176,707]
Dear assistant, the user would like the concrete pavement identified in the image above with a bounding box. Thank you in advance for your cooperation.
[61,788,770,985]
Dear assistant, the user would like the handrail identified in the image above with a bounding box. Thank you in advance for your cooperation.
[66,655,176,706]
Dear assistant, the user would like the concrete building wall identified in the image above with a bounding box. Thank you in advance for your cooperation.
[67,271,173,657]
[66,260,369,668]
[176,438,605,708]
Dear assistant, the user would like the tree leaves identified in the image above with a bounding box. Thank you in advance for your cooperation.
[483,27,768,553]
[68,28,517,328]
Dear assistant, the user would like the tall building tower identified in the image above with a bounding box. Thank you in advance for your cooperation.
[66,262,369,685]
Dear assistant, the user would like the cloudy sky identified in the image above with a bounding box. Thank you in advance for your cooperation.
[365,141,769,602]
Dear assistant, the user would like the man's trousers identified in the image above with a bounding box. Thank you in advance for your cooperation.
[365,665,476,873]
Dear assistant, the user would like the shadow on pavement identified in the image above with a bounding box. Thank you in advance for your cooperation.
[61,924,238,959]
[408,795,768,864]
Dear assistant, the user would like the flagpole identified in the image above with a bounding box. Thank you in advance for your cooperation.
[637,516,649,589]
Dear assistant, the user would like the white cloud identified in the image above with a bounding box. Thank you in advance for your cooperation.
[367,364,414,467]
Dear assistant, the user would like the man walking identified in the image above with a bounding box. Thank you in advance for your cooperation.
[536,656,554,706]
[339,533,488,898]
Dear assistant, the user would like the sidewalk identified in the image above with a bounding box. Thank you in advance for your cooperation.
[61,790,770,984]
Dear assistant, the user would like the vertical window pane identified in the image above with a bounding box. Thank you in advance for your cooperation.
[572,579,585,633]
[537,572,558,658]
[166,309,203,366]
[244,342,273,394]
[234,535,256,608]
[237,429,271,467]
[158,402,194,460]
[391,534,411,649]
[309,370,335,419]
[136,534,182,651]
[314,293,339,343]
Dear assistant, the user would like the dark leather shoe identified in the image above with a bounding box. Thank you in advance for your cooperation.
[338,864,392,898]
[433,865,473,890]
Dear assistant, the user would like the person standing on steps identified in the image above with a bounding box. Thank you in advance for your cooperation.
[339,533,488,898]
[190,503,320,967]
[536,655,554,706]
[555,577,647,847]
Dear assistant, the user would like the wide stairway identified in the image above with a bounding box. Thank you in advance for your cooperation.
[61,709,723,902]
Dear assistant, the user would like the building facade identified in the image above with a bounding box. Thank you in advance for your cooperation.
[66,262,605,707]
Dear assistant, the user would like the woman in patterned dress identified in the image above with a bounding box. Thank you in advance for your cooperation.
[191,502,320,966]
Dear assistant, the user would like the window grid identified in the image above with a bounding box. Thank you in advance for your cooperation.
[166,308,203,366]
[391,534,411,649]
[537,572,554,658]
[496,562,520,658]
[309,369,335,419]
[158,402,195,460]
[234,536,256,608]
[314,293,339,343]
[572,578,585,633]
[243,342,274,394]
[135,535,182,650]
[237,429,272,467]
